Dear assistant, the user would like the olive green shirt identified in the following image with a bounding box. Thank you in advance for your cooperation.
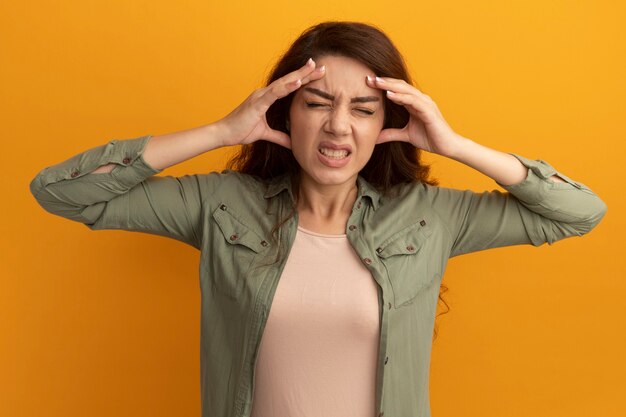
[29,134,608,417]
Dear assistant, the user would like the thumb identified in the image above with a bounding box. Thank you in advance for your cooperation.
[377,127,408,144]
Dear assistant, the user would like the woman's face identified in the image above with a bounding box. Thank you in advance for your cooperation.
[288,55,385,191]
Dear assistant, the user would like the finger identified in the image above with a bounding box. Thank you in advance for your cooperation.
[366,76,430,99]
[291,57,318,81]
[377,127,410,144]
[264,128,292,149]
[300,65,326,84]
[274,58,320,91]
[259,59,323,107]
[385,90,429,114]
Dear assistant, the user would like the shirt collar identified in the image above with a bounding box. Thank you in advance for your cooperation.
[263,173,381,211]
[356,175,382,210]
[263,173,295,201]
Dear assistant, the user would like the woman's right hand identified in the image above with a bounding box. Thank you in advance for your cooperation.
[216,58,326,149]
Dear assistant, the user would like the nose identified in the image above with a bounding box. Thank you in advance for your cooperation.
[325,108,351,136]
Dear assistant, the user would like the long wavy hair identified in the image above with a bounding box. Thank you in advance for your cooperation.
[227,21,449,341]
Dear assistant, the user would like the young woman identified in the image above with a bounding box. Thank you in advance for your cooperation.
[30,21,607,417]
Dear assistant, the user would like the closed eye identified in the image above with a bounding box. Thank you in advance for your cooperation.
[306,102,328,108]
[306,102,375,115]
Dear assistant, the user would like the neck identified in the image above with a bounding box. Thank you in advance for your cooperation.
[295,174,359,231]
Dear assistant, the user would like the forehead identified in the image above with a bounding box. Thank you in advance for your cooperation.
[305,55,379,96]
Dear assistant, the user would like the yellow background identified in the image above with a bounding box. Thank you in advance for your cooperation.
[2,1,624,416]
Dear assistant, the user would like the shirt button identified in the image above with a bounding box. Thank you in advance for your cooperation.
[376,247,383,254]
[230,234,238,241]
[384,356,388,364]
[420,219,426,226]
[220,204,227,210]
[363,258,372,265]
[406,245,415,252]
[70,170,80,178]
[122,157,131,164]
[357,202,362,209]
[260,240,268,247]
[388,302,392,310]
[348,225,357,231]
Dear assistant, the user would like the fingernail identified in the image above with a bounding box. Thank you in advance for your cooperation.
[386,90,395,96]
[376,77,385,83]
[366,75,373,83]
[319,65,326,72]
[295,79,302,87]
[307,58,314,66]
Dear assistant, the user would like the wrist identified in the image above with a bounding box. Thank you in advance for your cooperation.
[205,121,230,150]
[441,134,474,161]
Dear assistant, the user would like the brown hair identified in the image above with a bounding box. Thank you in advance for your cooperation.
[227,20,437,191]
[227,20,449,340]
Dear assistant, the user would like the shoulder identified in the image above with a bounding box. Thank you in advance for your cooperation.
[380,180,438,207]
[196,170,286,236]
[211,169,266,188]
[196,169,270,203]
[391,180,484,207]
[377,180,466,236]
[373,181,438,228]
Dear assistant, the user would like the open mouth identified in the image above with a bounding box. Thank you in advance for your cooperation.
[318,147,351,159]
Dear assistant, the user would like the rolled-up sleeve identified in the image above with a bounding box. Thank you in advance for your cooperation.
[29,134,205,250]
[429,153,608,258]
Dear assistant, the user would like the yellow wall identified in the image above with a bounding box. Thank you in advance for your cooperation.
[3,1,624,416]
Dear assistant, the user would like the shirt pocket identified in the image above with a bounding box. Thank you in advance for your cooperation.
[209,203,270,299]
[375,217,434,308]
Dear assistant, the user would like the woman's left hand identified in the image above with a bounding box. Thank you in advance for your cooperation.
[367,76,462,156]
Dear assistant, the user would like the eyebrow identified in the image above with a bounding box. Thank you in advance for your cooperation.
[303,87,380,103]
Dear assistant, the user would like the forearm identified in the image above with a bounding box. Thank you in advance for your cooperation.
[91,122,227,174]
[444,134,607,235]
[30,119,234,219]
[30,133,160,219]
[434,135,607,253]
[446,135,565,185]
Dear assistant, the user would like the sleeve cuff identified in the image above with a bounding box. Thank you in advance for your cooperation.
[30,134,162,199]
[495,153,584,204]
[109,135,163,188]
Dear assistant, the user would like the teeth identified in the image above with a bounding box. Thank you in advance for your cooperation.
[319,148,349,159]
